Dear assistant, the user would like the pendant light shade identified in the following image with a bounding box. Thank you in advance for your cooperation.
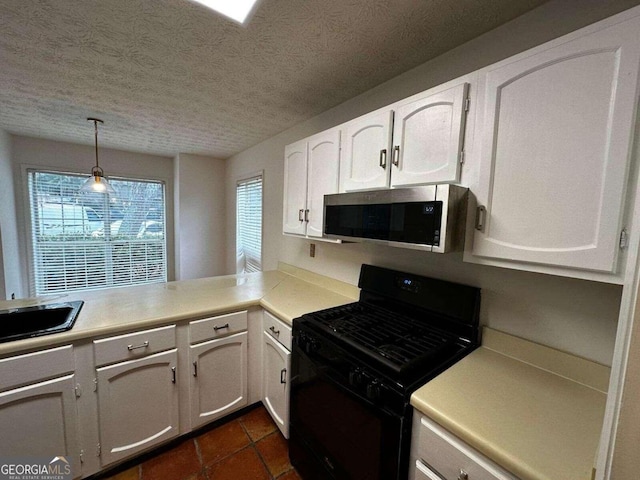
[80,118,115,195]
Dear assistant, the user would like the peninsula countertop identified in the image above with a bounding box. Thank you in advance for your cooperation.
[0,264,359,356]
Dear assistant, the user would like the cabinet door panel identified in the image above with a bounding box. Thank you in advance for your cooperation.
[262,331,291,438]
[0,375,80,477]
[283,140,308,235]
[473,17,640,272]
[307,129,341,237]
[342,111,393,191]
[392,83,468,187]
[190,332,247,429]
[96,349,179,465]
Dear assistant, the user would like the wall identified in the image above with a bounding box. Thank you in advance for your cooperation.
[174,153,226,280]
[0,130,22,299]
[11,135,175,295]
[224,0,640,366]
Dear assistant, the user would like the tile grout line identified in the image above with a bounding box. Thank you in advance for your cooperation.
[193,436,206,479]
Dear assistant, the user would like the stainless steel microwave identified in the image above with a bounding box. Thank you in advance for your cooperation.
[323,185,468,253]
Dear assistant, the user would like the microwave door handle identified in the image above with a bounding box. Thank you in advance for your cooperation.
[379,149,387,169]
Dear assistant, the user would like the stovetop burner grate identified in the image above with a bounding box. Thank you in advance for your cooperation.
[305,302,462,374]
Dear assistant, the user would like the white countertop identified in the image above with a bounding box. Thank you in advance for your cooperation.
[411,328,610,480]
[0,265,358,356]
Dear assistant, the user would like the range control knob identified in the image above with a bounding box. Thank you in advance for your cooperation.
[348,368,364,387]
[366,379,381,401]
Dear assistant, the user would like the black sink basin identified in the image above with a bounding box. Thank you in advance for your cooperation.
[0,300,84,343]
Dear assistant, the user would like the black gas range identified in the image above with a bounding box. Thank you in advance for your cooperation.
[289,264,480,480]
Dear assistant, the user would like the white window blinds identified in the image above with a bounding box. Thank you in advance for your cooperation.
[236,175,263,274]
[28,170,167,295]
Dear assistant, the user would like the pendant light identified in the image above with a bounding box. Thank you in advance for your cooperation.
[80,118,115,194]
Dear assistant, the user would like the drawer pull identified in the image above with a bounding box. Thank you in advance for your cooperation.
[193,361,198,377]
[213,323,230,331]
[392,145,400,166]
[171,366,176,384]
[379,149,387,168]
[269,326,280,336]
[458,470,469,480]
[280,368,287,384]
[127,341,149,351]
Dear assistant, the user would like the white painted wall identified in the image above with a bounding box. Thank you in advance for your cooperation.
[224,0,640,366]
[174,153,226,280]
[11,135,175,295]
[0,130,22,299]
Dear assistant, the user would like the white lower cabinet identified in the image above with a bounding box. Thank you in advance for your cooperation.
[189,331,248,429]
[96,348,179,465]
[412,414,517,480]
[0,346,81,477]
[262,311,292,438]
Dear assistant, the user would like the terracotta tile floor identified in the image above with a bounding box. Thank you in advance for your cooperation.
[102,405,301,480]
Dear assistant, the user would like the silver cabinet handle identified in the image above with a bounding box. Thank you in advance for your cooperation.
[280,368,287,384]
[127,341,149,351]
[298,209,304,222]
[213,323,229,331]
[269,326,280,336]
[379,149,387,168]
[171,366,176,384]
[475,206,487,231]
[392,145,400,166]
[304,209,309,223]
[193,361,198,377]
[458,470,469,480]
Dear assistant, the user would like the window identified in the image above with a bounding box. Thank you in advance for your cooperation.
[28,170,167,294]
[236,174,263,274]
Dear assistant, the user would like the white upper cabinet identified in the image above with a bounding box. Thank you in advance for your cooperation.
[341,110,394,191]
[283,129,340,238]
[391,83,469,188]
[469,15,640,274]
[306,129,341,237]
[283,140,308,235]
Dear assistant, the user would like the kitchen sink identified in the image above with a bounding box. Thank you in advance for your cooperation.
[0,300,84,343]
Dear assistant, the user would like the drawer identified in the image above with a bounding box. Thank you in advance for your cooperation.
[263,310,292,350]
[190,310,247,344]
[415,460,446,480]
[94,325,176,367]
[0,345,74,392]
[417,415,517,480]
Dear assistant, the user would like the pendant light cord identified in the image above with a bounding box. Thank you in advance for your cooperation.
[94,119,99,170]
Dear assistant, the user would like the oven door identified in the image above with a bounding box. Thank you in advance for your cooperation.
[290,335,408,480]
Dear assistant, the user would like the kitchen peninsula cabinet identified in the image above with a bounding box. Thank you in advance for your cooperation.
[0,345,81,477]
[188,311,248,429]
[340,79,471,192]
[467,13,640,277]
[283,128,341,238]
[94,326,179,465]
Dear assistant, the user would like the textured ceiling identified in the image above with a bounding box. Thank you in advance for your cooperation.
[0,0,549,159]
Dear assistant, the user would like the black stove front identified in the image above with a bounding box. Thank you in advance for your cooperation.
[289,265,480,480]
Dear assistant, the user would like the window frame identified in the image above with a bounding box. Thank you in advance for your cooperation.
[235,171,264,274]
[22,165,171,296]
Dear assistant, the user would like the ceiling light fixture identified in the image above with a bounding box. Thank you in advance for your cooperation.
[80,118,115,195]
[189,0,260,24]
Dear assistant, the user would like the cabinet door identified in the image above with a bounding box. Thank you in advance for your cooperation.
[283,140,308,235]
[0,375,81,477]
[262,331,291,438]
[190,331,248,429]
[306,129,341,237]
[341,110,393,192]
[472,17,640,272]
[96,349,179,465]
[391,83,468,187]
